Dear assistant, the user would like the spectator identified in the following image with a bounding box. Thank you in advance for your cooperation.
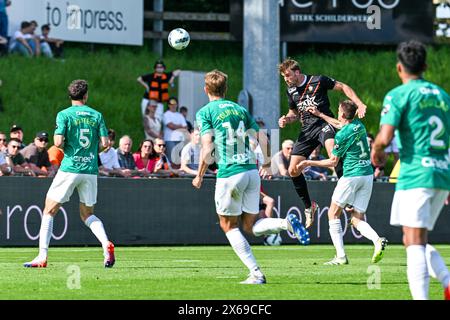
[137,60,181,120]
[367,133,384,178]
[0,35,6,55]
[99,129,132,177]
[40,24,64,58]
[180,129,201,175]
[163,96,188,164]
[133,139,158,173]
[47,144,64,172]
[117,135,138,170]
[20,131,56,176]
[143,100,162,142]
[303,146,329,181]
[9,21,39,57]
[9,124,25,149]
[0,0,11,40]
[0,131,7,152]
[179,106,194,133]
[29,20,42,56]
[3,138,35,176]
[0,150,11,175]
[153,137,173,173]
[270,139,293,177]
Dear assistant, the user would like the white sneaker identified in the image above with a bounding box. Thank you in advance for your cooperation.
[240,274,266,284]
[324,255,349,265]
[304,201,318,229]
[371,237,388,263]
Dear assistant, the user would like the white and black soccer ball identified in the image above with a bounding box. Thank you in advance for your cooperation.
[168,28,190,50]
[264,234,282,246]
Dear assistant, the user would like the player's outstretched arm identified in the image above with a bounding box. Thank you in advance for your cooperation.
[334,81,367,118]
[306,107,342,129]
[297,154,340,172]
[371,124,395,167]
[193,132,214,189]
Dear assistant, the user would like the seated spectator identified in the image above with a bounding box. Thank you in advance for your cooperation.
[303,146,329,181]
[117,135,138,170]
[133,139,158,174]
[153,137,174,174]
[180,129,201,175]
[143,100,162,142]
[179,106,194,133]
[3,138,35,176]
[0,151,12,175]
[0,131,7,152]
[39,24,64,58]
[9,124,26,149]
[270,139,293,177]
[47,144,64,172]
[163,96,188,164]
[20,131,56,176]
[99,129,132,177]
[9,21,40,57]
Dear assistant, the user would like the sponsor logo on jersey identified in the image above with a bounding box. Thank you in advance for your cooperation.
[421,157,449,170]
[381,104,391,116]
[298,95,318,111]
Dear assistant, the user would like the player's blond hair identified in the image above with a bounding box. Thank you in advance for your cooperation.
[205,70,228,98]
[278,58,301,74]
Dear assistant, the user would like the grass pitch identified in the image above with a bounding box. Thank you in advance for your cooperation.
[0,245,448,300]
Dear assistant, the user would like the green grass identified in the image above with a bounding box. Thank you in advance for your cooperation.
[1,245,448,300]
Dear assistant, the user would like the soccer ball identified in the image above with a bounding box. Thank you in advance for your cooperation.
[264,234,282,246]
[168,28,190,50]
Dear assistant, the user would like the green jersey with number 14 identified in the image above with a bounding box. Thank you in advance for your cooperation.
[196,99,259,178]
[380,79,450,191]
[55,105,108,175]
[332,119,373,177]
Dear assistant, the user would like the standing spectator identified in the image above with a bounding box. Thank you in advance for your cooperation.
[133,139,158,173]
[163,96,187,164]
[117,135,137,170]
[270,139,293,177]
[9,124,25,149]
[3,138,35,176]
[20,131,56,176]
[143,100,162,142]
[137,60,181,120]
[9,21,39,57]
[179,106,194,133]
[0,0,11,39]
[0,131,7,152]
[153,137,173,173]
[40,24,64,58]
[180,129,201,175]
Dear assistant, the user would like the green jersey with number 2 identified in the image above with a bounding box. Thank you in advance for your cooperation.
[380,79,450,191]
[332,119,373,177]
[196,99,259,178]
[55,105,108,175]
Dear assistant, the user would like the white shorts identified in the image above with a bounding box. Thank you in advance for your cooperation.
[390,188,449,231]
[215,170,260,216]
[46,171,98,207]
[332,175,373,213]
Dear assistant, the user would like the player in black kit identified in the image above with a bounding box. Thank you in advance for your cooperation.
[278,58,367,229]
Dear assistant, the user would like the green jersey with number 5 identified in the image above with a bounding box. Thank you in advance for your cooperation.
[332,119,373,177]
[55,105,108,175]
[196,99,259,178]
[380,79,450,191]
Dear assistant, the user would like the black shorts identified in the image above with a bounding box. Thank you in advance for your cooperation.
[292,122,336,157]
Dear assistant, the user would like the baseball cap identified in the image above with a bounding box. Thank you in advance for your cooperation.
[36,131,49,141]
[10,124,23,133]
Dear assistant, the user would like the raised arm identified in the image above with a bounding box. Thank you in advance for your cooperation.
[306,106,342,129]
[334,81,367,118]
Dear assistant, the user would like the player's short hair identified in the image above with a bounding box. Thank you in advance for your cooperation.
[205,70,228,98]
[278,58,301,74]
[68,80,88,101]
[397,40,427,75]
[339,100,357,120]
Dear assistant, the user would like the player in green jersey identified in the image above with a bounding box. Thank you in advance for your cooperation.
[193,70,310,284]
[372,41,450,300]
[298,100,387,265]
[24,80,115,268]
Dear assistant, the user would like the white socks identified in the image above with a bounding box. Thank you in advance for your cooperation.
[355,220,380,244]
[252,218,287,237]
[407,245,429,300]
[425,244,450,289]
[329,219,346,258]
[226,228,260,275]
[85,215,109,250]
[38,214,54,260]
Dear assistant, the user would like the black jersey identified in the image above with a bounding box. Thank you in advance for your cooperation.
[287,75,336,132]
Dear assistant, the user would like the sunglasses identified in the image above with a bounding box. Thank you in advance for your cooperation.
[0,138,6,142]
[157,144,166,147]
[10,145,20,149]
[38,138,48,143]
